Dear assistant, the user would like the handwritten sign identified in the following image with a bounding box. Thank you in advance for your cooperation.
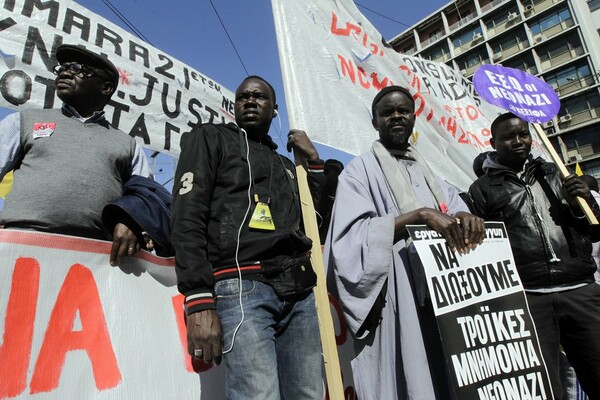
[0,0,235,156]
[0,230,356,399]
[272,0,509,191]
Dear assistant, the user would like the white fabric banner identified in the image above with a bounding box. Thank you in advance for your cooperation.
[0,230,213,399]
[272,0,513,190]
[0,231,357,399]
[0,0,235,156]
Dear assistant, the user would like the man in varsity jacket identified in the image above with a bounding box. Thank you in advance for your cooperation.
[171,76,324,399]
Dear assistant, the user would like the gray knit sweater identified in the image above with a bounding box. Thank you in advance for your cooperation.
[1,108,137,239]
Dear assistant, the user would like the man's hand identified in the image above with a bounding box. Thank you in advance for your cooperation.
[187,309,223,365]
[109,222,140,266]
[286,129,319,160]
[454,211,485,251]
[563,174,591,211]
[420,209,484,254]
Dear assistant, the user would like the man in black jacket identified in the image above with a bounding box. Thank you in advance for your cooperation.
[469,112,600,399]
[171,76,324,399]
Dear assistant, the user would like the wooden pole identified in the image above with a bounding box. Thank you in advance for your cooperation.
[532,123,598,225]
[294,162,345,399]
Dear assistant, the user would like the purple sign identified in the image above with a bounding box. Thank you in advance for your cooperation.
[473,65,560,123]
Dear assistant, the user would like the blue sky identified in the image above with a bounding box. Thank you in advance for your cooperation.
[0,0,449,205]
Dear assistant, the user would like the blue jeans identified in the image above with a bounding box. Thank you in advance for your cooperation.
[215,279,323,400]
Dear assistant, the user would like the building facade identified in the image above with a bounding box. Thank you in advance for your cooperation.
[390,0,600,180]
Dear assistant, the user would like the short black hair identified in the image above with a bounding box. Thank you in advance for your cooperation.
[490,112,524,139]
[239,75,276,104]
[371,86,414,117]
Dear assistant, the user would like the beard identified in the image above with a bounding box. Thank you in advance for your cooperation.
[380,130,411,150]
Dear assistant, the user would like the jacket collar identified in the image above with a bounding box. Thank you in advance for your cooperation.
[485,153,553,186]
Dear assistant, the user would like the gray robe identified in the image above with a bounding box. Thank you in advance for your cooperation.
[325,150,468,400]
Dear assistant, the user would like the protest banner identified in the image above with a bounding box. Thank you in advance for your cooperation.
[272,0,513,191]
[407,222,553,399]
[0,0,235,156]
[473,65,560,124]
[0,230,356,399]
[0,230,202,399]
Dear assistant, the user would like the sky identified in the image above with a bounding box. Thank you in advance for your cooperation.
[75,0,449,170]
[0,0,450,204]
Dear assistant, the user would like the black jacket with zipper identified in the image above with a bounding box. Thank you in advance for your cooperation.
[469,155,599,289]
[171,123,325,314]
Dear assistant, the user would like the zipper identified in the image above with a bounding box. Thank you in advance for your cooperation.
[524,184,561,263]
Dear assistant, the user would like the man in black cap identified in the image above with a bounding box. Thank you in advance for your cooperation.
[0,44,172,262]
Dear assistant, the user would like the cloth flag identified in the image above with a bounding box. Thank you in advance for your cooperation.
[271,0,547,190]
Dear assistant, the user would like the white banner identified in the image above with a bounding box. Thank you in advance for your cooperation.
[0,0,235,156]
[0,230,213,399]
[272,0,520,190]
[0,231,358,399]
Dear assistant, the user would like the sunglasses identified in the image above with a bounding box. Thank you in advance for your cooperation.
[53,63,98,78]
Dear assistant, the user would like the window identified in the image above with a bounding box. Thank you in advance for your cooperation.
[561,93,600,114]
[452,26,483,48]
[544,63,591,90]
[583,159,600,179]
[560,127,600,151]
[491,30,527,53]
[589,0,600,12]
[429,29,443,40]
[423,44,450,61]
[558,92,600,126]
[530,7,572,36]
[484,7,519,31]
[457,50,488,72]
[503,54,538,74]
[537,34,582,65]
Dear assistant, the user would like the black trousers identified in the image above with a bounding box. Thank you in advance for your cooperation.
[527,283,600,400]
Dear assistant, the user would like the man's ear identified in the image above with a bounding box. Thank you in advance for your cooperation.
[102,82,115,97]
[490,137,496,149]
[273,104,279,118]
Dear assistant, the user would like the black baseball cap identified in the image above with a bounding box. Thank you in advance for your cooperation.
[56,44,119,88]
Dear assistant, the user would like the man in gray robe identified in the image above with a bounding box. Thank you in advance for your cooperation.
[325,86,485,400]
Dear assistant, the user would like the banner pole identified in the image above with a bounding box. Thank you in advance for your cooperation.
[532,123,598,225]
[294,159,345,400]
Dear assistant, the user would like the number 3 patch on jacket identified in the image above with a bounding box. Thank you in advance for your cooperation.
[179,172,194,195]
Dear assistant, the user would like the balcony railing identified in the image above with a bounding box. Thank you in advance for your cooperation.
[531,0,560,14]
[553,75,596,96]
[558,107,600,127]
[480,0,509,14]
[421,32,445,48]
[539,46,584,71]
[448,14,476,32]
